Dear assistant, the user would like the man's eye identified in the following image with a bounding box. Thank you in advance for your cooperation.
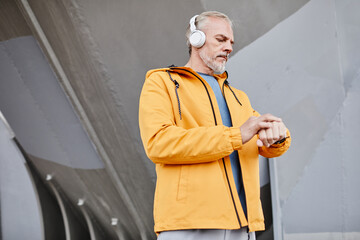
[217,38,225,42]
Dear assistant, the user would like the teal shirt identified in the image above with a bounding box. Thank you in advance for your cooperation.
[198,72,247,218]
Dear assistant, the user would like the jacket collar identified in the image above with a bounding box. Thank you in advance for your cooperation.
[168,66,228,84]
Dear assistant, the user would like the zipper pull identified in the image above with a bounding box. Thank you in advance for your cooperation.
[174,80,179,88]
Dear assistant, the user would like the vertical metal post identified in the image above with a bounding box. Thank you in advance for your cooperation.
[269,158,284,240]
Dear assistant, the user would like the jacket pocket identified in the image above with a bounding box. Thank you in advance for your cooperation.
[177,165,189,201]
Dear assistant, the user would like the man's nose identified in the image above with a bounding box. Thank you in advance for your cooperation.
[224,41,233,54]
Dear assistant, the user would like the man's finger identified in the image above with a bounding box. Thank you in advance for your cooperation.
[272,122,280,141]
[259,113,282,123]
[258,122,272,129]
[259,129,269,147]
[279,123,287,140]
[265,128,274,146]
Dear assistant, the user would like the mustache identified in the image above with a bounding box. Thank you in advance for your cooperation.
[216,53,230,59]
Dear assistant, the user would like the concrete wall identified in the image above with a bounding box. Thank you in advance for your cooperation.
[1,0,359,239]
[227,0,360,239]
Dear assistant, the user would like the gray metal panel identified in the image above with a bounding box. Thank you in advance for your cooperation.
[0,34,132,238]
[0,0,31,41]
[334,0,360,92]
[0,113,44,240]
[259,156,270,187]
[0,36,104,169]
[226,0,360,238]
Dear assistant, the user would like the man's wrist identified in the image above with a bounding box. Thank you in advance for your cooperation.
[273,136,289,145]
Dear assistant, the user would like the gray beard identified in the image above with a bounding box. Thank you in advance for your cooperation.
[199,50,226,74]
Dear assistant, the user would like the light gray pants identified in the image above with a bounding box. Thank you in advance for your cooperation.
[158,228,256,240]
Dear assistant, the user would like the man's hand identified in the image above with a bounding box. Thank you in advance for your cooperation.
[240,114,282,145]
[256,121,287,147]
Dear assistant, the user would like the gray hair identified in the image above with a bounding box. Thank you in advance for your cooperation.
[186,11,233,55]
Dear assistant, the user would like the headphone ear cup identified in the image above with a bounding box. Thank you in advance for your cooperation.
[189,30,206,48]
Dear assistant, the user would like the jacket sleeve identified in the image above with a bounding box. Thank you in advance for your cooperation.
[138,74,243,165]
[253,110,291,158]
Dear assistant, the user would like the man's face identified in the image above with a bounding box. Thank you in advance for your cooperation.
[199,17,234,73]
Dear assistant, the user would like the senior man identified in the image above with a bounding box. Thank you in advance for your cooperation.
[139,11,291,240]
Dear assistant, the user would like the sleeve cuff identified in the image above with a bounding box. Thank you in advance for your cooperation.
[229,127,242,150]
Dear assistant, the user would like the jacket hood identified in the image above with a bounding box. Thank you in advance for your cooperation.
[146,66,228,82]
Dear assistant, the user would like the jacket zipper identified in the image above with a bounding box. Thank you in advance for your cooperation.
[173,68,242,228]
[171,68,218,124]
[167,71,182,120]
[222,80,246,226]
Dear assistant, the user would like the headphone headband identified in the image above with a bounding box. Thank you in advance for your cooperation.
[189,15,199,32]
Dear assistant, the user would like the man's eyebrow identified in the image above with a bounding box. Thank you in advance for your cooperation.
[215,34,235,44]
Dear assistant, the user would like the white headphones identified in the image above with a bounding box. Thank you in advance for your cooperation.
[189,15,206,48]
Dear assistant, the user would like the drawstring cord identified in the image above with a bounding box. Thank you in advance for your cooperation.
[167,71,182,120]
[166,71,241,120]
[224,80,242,106]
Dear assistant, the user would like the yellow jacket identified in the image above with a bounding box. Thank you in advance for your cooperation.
[139,67,291,233]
